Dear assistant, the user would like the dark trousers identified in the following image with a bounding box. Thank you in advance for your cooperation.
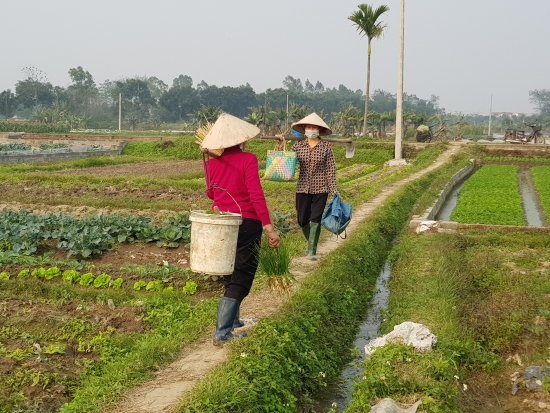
[222,218,263,301]
[296,192,329,227]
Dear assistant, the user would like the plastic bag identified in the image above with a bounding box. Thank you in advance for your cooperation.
[321,193,352,237]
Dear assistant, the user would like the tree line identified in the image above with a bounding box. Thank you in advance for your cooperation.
[3,66,547,135]
[0,66,444,134]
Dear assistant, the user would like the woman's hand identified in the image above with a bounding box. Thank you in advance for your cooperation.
[267,230,280,248]
[263,225,280,248]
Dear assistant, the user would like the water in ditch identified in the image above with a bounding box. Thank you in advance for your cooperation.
[518,168,545,227]
[435,179,467,221]
[311,262,392,412]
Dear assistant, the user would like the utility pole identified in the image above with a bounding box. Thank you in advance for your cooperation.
[488,94,493,137]
[118,93,122,131]
[388,0,408,166]
[286,93,289,131]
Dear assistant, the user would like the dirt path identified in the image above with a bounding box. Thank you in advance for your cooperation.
[106,144,462,413]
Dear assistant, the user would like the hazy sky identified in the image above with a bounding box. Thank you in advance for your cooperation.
[2,0,549,114]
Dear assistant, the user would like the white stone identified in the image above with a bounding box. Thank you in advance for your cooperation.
[370,398,421,413]
[415,220,439,234]
[365,322,437,356]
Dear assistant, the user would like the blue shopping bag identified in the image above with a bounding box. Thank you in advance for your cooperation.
[321,193,352,237]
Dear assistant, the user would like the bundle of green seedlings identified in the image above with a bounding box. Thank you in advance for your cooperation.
[258,239,293,291]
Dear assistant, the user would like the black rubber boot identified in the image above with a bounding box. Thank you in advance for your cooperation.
[301,223,310,241]
[213,297,244,347]
[307,222,321,260]
[233,306,245,329]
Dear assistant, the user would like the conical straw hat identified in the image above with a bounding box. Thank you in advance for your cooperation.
[201,113,260,151]
[291,112,332,136]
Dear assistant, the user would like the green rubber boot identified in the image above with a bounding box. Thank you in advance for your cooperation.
[213,297,246,347]
[301,223,310,241]
[307,222,321,260]
[233,306,244,329]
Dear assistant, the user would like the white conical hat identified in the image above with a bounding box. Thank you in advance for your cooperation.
[200,113,260,151]
[291,112,332,136]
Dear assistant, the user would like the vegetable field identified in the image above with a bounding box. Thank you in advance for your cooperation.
[0,136,447,412]
[451,165,526,226]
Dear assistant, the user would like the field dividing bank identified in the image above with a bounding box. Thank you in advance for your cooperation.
[173,147,467,413]
[346,230,550,412]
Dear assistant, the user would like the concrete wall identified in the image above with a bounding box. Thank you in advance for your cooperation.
[426,161,478,220]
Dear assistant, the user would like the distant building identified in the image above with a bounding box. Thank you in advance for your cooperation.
[492,112,526,119]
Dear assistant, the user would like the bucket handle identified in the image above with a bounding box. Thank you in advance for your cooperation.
[209,185,243,216]
[202,153,242,216]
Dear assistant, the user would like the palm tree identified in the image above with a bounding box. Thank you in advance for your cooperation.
[349,3,389,136]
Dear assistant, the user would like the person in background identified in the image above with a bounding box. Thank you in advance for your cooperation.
[291,113,337,260]
[201,113,280,346]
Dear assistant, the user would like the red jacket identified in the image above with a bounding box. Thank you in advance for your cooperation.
[205,146,271,225]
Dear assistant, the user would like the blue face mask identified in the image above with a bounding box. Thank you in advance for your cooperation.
[305,130,319,139]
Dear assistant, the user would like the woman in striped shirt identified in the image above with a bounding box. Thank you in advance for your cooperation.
[291,113,337,260]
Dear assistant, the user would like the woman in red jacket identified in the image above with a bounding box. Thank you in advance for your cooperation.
[201,113,280,346]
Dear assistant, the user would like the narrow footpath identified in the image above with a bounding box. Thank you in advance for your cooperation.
[110,143,462,413]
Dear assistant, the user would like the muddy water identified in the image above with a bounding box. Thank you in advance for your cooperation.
[518,168,546,227]
[312,262,392,412]
[435,179,467,221]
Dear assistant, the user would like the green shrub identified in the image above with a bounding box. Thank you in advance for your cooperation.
[0,121,70,133]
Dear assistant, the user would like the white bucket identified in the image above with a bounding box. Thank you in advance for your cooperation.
[189,210,242,275]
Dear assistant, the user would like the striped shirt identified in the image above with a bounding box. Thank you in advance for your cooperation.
[293,139,337,194]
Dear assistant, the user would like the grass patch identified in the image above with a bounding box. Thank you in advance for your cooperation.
[0,155,152,174]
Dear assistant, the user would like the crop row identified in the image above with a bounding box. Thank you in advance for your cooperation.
[0,267,198,295]
[0,143,32,152]
[451,165,525,226]
[0,210,190,258]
